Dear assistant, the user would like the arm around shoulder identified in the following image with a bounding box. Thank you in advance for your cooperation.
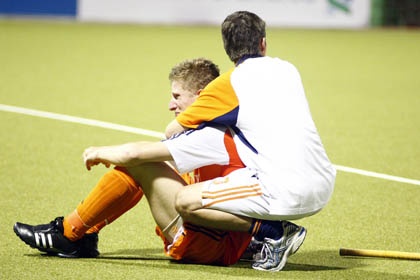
[165,119,187,139]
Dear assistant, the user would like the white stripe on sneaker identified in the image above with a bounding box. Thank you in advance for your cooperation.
[47,233,53,248]
[35,232,41,247]
[34,232,54,249]
[40,233,47,248]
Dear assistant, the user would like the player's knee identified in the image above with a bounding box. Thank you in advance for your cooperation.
[175,184,204,222]
[175,188,190,218]
[175,187,202,222]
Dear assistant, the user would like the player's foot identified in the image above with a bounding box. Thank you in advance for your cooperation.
[13,217,99,258]
[59,232,99,258]
[241,237,263,261]
[252,221,306,271]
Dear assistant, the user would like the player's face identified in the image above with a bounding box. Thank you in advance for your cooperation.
[169,80,198,117]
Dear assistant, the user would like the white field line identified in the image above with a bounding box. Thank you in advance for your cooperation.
[333,165,420,186]
[0,104,165,139]
[1,103,419,186]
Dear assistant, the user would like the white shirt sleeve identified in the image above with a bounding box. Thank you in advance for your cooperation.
[163,126,230,173]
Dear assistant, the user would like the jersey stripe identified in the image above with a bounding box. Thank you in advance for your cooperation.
[202,184,263,208]
[202,184,261,197]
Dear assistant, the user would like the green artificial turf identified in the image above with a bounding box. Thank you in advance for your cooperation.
[1,19,419,279]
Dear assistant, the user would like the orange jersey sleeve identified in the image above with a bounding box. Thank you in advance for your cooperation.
[176,69,239,129]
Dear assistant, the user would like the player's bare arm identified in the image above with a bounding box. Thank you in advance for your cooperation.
[83,141,173,170]
[165,119,187,139]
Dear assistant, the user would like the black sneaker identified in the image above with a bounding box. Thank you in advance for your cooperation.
[60,232,99,258]
[13,217,99,258]
[79,232,99,258]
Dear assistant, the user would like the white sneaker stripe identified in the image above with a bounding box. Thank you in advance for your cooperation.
[35,232,40,247]
[40,233,47,248]
[47,233,53,248]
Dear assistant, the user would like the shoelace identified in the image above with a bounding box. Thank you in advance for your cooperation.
[258,242,273,263]
[256,239,288,263]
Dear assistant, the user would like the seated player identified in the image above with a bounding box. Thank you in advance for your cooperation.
[13,58,263,265]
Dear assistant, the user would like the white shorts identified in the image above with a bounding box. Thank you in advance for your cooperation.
[201,167,269,219]
[201,167,321,221]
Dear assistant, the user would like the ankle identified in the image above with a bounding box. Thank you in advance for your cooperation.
[63,210,90,241]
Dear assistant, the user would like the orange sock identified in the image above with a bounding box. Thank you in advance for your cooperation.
[85,188,143,234]
[63,167,143,241]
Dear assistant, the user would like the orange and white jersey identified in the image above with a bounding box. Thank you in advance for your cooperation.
[164,126,239,175]
[175,56,336,217]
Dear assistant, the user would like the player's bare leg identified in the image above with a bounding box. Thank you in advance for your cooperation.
[126,162,186,242]
[174,182,252,231]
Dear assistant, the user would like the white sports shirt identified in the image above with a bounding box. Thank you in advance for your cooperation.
[172,56,336,217]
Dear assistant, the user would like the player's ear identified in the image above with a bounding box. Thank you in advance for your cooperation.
[260,37,267,55]
[195,89,202,96]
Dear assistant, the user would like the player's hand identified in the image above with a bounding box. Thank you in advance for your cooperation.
[83,146,111,171]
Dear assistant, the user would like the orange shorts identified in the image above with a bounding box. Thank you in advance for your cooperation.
[156,223,252,266]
